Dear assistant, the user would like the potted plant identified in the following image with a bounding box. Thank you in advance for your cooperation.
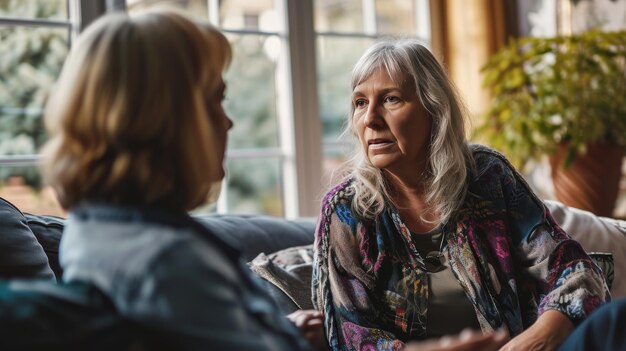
[477,29,626,216]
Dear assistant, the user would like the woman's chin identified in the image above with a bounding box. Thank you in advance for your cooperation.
[204,180,223,206]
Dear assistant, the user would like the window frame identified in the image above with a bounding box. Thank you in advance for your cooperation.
[0,0,432,219]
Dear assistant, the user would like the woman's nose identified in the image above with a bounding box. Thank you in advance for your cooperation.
[363,103,384,128]
[226,116,234,130]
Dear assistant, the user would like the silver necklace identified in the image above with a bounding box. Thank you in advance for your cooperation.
[423,228,446,273]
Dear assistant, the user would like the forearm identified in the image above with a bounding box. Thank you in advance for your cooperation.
[502,310,574,351]
[533,310,574,344]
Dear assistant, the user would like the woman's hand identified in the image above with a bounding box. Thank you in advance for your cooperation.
[287,309,329,351]
[499,310,574,351]
[404,329,509,351]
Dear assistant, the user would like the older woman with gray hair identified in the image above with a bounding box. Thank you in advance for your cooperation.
[311,39,609,350]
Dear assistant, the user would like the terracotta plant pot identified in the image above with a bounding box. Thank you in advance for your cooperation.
[549,142,624,217]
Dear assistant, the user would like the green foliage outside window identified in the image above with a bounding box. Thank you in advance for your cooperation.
[0,0,68,187]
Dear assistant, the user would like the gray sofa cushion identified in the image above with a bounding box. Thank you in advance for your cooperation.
[0,197,55,280]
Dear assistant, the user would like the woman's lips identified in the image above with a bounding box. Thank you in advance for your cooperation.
[368,139,393,149]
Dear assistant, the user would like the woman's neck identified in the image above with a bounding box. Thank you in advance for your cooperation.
[385,171,440,233]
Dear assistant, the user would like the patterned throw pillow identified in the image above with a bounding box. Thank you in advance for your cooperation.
[249,244,314,311]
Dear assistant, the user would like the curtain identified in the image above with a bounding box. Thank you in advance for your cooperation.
[430,0,513,119]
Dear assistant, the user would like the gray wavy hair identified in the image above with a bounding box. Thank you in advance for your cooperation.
[344,39,475,225]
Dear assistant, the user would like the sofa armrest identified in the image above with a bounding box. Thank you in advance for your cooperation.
[24,213,65,280]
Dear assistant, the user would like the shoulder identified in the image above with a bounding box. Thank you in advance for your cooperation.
[467,144,526,190]
[319,178,356,220]
[469,144,516,176]
[316,179,362,248]
[145,224,239,284]
[465,144,542,207]
[465,145,545,235]
[320,178,355,208]
[122,226,243,317]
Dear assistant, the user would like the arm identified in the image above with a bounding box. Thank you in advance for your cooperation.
[405,329,509,351]
[288,310,510,351]
[500,310,573,351]
[496,156,609,349]
[312,199,404,351]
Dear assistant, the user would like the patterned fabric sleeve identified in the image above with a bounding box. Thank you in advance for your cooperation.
[312,184,404,351]
[494,152,611,324]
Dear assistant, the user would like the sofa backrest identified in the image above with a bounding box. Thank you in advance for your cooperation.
[0,197,55,280]
[0,197,316,282]
[193,214,315,261]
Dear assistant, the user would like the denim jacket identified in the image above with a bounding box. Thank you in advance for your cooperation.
[60,204,311,350]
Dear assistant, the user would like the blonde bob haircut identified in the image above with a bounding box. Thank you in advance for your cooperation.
[346,39,475,225]
[41,10,231,211]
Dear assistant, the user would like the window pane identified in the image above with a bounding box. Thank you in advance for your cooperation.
[0,26,69,153]
[0,0,68,20]
[375,0,415,34]
[314,0,364,33]
[225,157,283,216]
[225,34,280,149]
[220,0,280,32]
[126,0,209,19]
[316,36,373,141]
[0,165,64,216]
[317,36,372,190]
[322,141,353,188]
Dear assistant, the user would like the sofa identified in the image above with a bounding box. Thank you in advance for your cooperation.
[1,197,625,348]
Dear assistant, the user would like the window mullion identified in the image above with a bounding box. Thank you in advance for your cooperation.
[207,0,219,26]
[415,0,431,44]
[362,0,376,35]
[282,0,323,218]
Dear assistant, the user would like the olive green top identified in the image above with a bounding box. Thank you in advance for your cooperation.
[412,229,481,337]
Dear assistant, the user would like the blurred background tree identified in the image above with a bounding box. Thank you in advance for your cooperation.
[0,0,68,188]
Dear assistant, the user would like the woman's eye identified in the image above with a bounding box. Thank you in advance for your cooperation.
[354,99,366,108]
[384,96,400,104]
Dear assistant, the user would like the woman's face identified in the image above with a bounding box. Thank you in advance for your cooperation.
[352,68,432,180]
[206,79,233,181]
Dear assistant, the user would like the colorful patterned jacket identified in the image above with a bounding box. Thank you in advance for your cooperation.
[312,145,610,351]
